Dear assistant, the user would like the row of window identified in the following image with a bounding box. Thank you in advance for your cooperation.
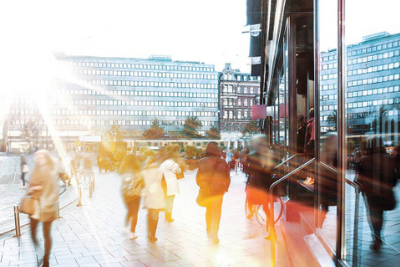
[82,79,218,89]
[10,119,217,127]
[76,69,217,80]
[346,97,400,109]
[347,40,400,57]
[347,49,399,65]
[60,89,218,99]
[321,97,400,112]
[223,98,255,107]
[10,109,217,118]
[221,85,260,94]
[221,74,259,82]
[348,74,400,87]
[69,99,218,108]
[222,109,251,120]
[322,41,400,64]
[66,61,215,72]
[347,62,400,76]
[321,73,338,81]
[347,85,399,98]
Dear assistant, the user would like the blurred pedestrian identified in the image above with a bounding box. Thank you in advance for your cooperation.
[58,157,71,186]
[20,155,28,189]
[142,155,165,242]
[241,147,250,177]
[245,135,276,233]
[196,142,230,244]
[160,151,182,223]
[297,115,307,153]
[27,150,59,267]
[304,108,315,154]
[318,133,338,227]
[358,138,398,251]
[120,154,144,240]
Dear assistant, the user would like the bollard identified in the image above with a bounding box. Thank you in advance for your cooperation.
[89,177,93,198]
[77,183,83,206]
[91,174,95,192]
[14,206,21,237]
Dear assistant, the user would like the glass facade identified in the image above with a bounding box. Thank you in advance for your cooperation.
[259,0,400,266]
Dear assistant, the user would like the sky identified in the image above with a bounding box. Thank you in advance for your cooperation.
[320,0,400,51]
[0,0,250,76]
[0,0,399,94]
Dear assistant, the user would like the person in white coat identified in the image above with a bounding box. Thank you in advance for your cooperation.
[27,150,59,267]
[160,151,182,223]
[142,155,165,242]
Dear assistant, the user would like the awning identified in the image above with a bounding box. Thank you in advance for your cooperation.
[246,0,262,25]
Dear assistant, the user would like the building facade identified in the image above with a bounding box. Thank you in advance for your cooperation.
[1,54,219,151]
[320,32,400,144]
[218,63,260,142]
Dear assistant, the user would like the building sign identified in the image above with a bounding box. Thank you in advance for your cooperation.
[251,104,266,119]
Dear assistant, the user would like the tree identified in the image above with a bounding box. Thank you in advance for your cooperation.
[143,118,165,139]
[326,110,337,131]
[182,116,203,139]
[165,144,181,154]
[241,121,259,137]
[205,126,221,140]
[103,125,124,142]
[184,145,198,158]
[19,120,38,152]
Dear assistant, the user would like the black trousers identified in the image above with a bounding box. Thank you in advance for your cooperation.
[30,218,53,261]
[21,172,26,186]
[125,197,141,233]
[366,196,384,240]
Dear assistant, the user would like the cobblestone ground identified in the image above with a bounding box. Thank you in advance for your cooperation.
[0,170,287,267]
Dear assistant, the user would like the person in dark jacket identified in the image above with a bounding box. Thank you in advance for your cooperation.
[304,108,315,154]
[358,138,398,251]
[196,142,230,244]
[245,135,277,225]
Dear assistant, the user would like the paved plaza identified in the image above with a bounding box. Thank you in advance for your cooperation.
[0,169,289,267]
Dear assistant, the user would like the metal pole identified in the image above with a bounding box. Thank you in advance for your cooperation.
[14,206,21,237]
[77,184,83,206]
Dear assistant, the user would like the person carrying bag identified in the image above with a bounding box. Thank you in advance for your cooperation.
[196,142,230,244]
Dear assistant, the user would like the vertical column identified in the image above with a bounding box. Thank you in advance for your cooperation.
[336,0,347,260]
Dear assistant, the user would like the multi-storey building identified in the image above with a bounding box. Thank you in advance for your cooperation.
[320,32,400,143]
[218,63,260,142]
[1,54,219,151]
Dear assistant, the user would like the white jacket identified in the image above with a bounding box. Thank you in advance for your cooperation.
[160,159,181,196]
[142,163,165,209]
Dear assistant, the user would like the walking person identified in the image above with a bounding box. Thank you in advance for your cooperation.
[245,135,277,236]
[196,142,230,244]
[20,155,28,188]
[26,150,59,267]
[142,155,165,242]
[358,138,397,251]
[120,154,144,240]
[160,151,182,223]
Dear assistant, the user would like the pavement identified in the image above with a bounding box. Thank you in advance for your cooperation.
[0,169,288,267]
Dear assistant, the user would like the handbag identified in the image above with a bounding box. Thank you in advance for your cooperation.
[196,188,211,207]
[19,197,36,215]
[176,172,184,179]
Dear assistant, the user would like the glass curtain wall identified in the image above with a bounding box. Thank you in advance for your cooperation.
[343,0,400,266]
[315,0,339,255]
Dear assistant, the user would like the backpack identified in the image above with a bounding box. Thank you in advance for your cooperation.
[122,173,144,201]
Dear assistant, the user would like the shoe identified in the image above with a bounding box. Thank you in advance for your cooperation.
[212,237,220,244]
[129,232,138,240]
[149,236,158,243]
[371,239,382,251]
[166,217,174,223]
[21,185,26,189]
